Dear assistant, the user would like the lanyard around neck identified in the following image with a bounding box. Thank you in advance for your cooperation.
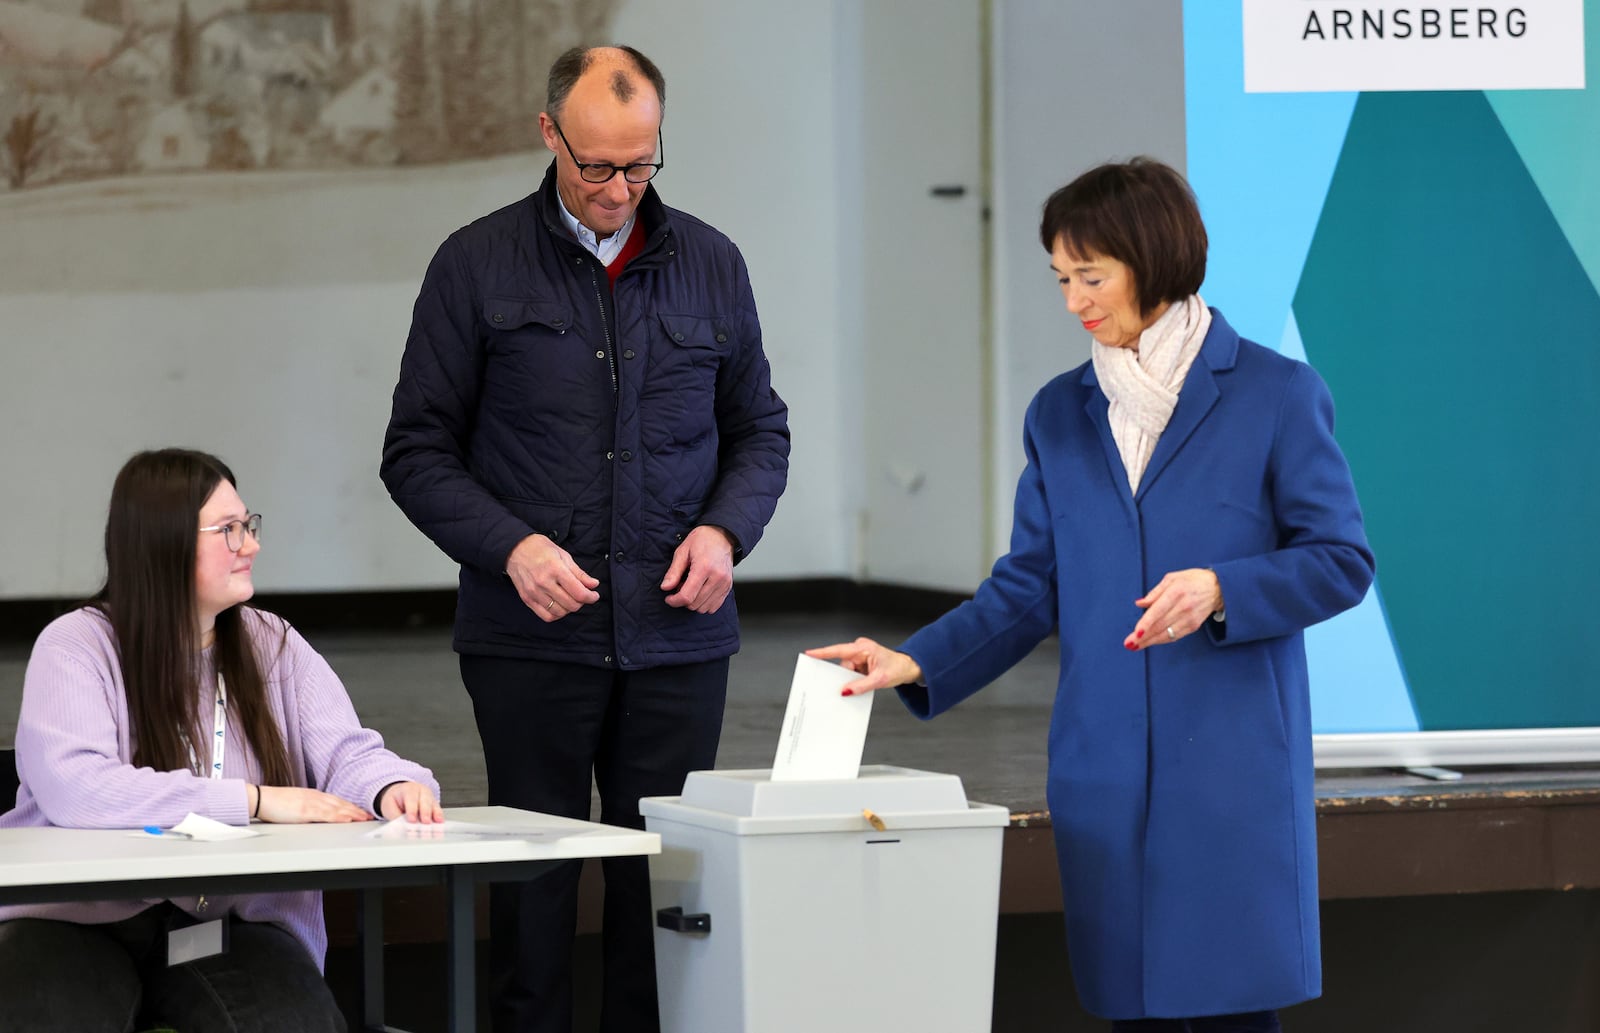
[186,673,228,780]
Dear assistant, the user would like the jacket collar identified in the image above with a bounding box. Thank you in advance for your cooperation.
[533,159,671,256]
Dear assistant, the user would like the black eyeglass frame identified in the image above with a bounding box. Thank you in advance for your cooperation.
[550,119,665,184]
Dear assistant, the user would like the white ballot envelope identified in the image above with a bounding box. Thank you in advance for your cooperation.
[770,653,874,782]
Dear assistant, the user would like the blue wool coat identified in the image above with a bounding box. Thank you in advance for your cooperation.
[899,310,1374,1019]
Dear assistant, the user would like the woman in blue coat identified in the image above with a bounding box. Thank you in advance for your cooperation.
[810,159,1374,1031]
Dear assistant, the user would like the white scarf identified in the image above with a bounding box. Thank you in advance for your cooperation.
[1091,295,1212,493]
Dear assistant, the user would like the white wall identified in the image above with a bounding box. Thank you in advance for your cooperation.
[989,0,1188,559]
[0,0,1189,599]
[0,0,863,597]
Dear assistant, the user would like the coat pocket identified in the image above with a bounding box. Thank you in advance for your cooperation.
[645,314,727,440]
[483,296,573,336]
[656,313,731,357]
[495,495,575,547]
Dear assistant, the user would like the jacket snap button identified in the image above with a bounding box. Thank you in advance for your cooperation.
[552,319,564,328]
[673,332,684,342]
[604,655,613,664]
[715,333,727,343]
[606,451,614,460]
[492,314,504,324]
[623,349,635,359]
[595,350,605,359]
[619,451,632,461]
[615,551,626,562]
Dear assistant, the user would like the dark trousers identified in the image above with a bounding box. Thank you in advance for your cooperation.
[0,903,344,1033]
[461,654,729,1033]
[1112,1010,1283,1033]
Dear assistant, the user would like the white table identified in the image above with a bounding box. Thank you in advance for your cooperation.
[0,806,659,1033]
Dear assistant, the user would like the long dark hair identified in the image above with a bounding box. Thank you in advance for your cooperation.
[95,449,293,786]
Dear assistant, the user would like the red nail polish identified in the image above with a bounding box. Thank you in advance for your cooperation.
[842,689,854,696]
[1136,630,1145,639]
[1125,642,1137,651]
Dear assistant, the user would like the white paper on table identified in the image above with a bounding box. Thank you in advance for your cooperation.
[364,818,559,841]
[172,812,261,841]
[770,653,874,782]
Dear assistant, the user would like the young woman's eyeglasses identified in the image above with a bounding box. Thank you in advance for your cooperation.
[551,119,664,184]
[199,514,263,552]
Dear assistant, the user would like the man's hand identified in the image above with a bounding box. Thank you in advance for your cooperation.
[507,534,601,623]
[661,525,735,613]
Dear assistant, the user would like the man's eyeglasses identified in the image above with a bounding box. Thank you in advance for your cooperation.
[199,513,263,552]
[551,119,664,184]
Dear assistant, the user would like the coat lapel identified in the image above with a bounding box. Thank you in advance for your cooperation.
[1133,309,1240,505]
[1082,364,1140,520]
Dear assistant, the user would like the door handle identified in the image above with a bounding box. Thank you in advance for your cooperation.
[657,906,711,934]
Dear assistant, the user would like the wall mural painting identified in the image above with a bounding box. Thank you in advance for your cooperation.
[0,0,618,238]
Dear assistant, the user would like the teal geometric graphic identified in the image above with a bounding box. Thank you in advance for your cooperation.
[1294,91,1600,731]
[1279,313,1420,733]
[1488,0,1600,296]
[1186,2,1416,735]
[1183,0,1359,348]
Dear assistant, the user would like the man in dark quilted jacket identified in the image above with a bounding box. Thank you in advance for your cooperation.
[380,44,790,1033]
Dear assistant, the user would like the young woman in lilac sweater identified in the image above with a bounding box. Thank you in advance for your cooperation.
[0,448,443,1033]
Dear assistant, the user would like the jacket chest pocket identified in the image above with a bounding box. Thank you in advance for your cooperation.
[643,314,729,425]
[484,296,574,344]
[482,296,594,407]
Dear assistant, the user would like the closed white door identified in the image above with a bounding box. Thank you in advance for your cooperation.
[859,0,989,591]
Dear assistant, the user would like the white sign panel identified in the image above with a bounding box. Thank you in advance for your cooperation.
[1242,1,1586,93]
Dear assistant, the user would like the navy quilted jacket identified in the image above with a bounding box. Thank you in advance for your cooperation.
[381,162,790,669]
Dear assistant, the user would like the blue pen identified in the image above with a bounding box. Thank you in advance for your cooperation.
[143,825,194,840]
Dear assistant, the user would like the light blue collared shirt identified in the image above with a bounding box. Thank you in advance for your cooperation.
[555,191,637,266]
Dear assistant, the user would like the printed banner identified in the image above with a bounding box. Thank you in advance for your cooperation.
[1242,0,1585,92]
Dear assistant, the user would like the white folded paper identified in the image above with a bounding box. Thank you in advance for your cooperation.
[365,818,558,840]
[771,653,874,782]
[173,812,261,840]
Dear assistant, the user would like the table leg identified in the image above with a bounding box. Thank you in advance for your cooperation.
[446,866,476,1033]
[359,886,387,1032]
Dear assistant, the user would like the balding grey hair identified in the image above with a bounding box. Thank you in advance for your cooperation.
[546,45,666,121]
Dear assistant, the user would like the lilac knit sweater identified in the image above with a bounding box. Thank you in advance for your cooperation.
[0,607,440,968]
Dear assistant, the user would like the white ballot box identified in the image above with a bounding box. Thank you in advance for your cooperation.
[640,765,1009,1033]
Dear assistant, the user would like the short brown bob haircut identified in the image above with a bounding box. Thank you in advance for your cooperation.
[1039,157,1208,318]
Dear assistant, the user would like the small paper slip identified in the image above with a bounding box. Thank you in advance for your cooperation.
[127,813,261,842]
[174,812,261,841]
[365,818,559,841]
[771,653,874,782]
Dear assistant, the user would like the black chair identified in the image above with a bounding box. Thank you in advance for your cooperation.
[1,747,17,810]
